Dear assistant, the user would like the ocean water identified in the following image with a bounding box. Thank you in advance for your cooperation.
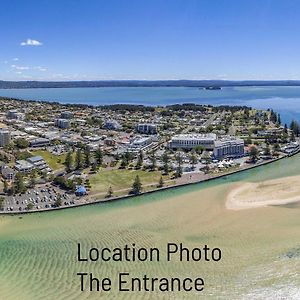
[0,153,300,299]
[2,86,300,124]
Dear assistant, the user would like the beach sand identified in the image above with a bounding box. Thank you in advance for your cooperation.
[226,175,300,210]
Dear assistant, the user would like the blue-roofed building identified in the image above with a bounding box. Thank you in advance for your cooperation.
[76,186,87,196]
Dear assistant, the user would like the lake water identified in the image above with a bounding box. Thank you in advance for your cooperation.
[2,86,300,124]
[1,86,300,299]
[0,153,300,299]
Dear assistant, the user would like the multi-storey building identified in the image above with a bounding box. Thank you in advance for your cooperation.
[169,133,217,150]
[136,123,157,134]
[213,137,244,159]
[0,129,11,147]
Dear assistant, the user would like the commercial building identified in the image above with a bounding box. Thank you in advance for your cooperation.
[27,156,50,172]
[127,136,153,152]
[136,123,157,134]
[0,129,11,147]
[213,137,244,159]
[6,109,25,120]
[104,119,122,130]
[169,133,217,150]
[15,156,51,173]
[1,166,16,181]
[55,119,70,129]
[60,111,74,119]
[15,160,34,173]
[30,138,51,148]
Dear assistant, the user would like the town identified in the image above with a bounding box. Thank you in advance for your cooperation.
[0,97,299,213]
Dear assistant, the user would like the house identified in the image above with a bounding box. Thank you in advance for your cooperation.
[1,166,16,181]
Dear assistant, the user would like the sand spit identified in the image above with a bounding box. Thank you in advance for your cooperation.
[226,175,300,210]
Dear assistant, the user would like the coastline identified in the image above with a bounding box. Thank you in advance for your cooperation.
[1,151,295,216]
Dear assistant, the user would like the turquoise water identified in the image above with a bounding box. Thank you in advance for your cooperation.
[2,86,300,124]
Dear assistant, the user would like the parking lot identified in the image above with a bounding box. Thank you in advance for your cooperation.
[1,185,78,212]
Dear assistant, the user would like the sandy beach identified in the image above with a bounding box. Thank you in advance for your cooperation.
[226,175,300,210]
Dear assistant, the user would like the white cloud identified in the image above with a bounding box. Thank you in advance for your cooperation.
[11,64,29,70]
[34,66,47,72]
[12,58,19,61]
[20,39,43,46]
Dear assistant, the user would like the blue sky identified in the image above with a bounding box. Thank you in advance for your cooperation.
[1,0,300,81]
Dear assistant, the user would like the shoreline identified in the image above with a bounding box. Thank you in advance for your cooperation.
[1,151,296,216]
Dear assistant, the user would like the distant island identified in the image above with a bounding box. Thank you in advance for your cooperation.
[1,80,300,89]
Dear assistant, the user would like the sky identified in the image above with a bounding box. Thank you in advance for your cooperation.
[1,0,300,81]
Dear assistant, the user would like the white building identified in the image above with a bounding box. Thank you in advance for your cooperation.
[136,123,157,134]
[213,137,244,159]
[0,129,11,147]
[6,109,25,120]
[55,119,70,129]
[169,133,217,150]
[127,136,153,152]
[60,111,74,119]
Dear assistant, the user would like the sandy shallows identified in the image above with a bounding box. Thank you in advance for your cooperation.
[226,175,300,210]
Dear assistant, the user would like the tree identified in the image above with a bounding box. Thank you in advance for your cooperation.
[91,161,98,173]
[75,148,82,170]
[65,151,73,173]
[14,138,29,149]
[157,176,164,188]
[263,145,271,156]
[273,143,280,155]
[277,113,281,125]
[54,195,62,207]
[0,197,5,210]
[189,150,198,170]
[106,186,113,198]
[161,152,170,174]
[249,146,258,161]
[131,175,142,195]
[136,150,143,169]
[85,179,91,189]
[149,151,157,171]
[29,169,37,188]
[290,120,300,136]
[14,172,26,194]
[3,180,9,194]
[26,202,34,210]
[84,147,91,168]
[194,145,205,154]
[120,151,132,168]
[175,151,183,177]
[94,148,103,167]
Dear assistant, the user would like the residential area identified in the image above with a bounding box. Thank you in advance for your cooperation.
[0,97,299,213]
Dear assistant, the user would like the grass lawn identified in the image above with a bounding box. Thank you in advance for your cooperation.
[31,150,67,171]
[89,169,169,194]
